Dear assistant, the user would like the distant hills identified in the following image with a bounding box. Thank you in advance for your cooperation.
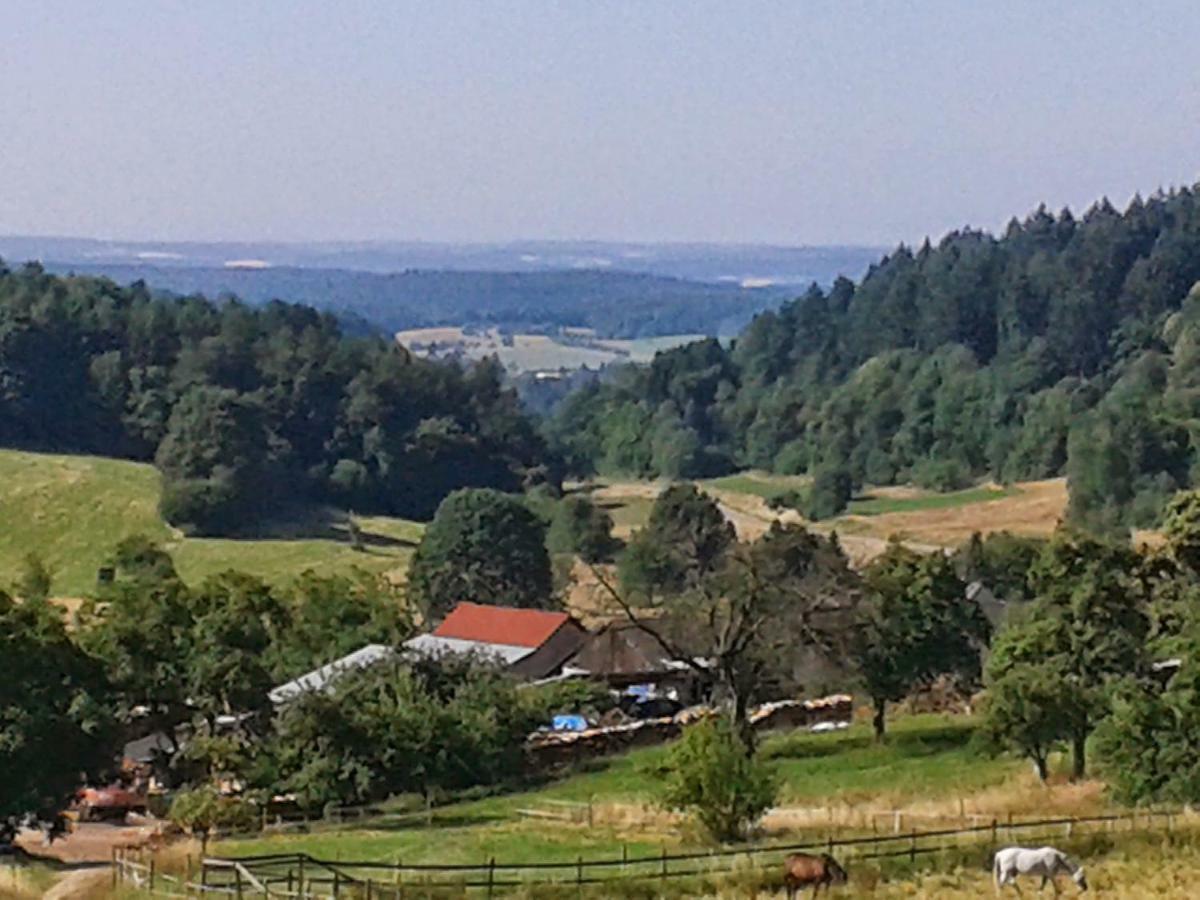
[0,237,881,339]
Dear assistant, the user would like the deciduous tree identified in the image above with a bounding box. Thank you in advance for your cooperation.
[408,488,554,618]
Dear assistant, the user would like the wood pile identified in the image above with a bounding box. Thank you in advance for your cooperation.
[526,693,854,768]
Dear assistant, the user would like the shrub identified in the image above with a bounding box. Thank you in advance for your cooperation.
[801,465,853,520]
[911,457,973,492]
[168,786,258,850]
[660,716,776,842]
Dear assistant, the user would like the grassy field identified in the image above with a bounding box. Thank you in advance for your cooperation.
[699,471,1017,517]
[213,716,1032,866]
[700,472,808,500]
[848,484,1017,516]
[199,714,1164,898]
[1,444,1063,597]
[55,714,1200,897]
[0,449,422,597]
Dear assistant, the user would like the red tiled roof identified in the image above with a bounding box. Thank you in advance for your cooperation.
[434,602,571,649]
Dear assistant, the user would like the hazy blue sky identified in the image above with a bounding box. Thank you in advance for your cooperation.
[2,1,1199,246]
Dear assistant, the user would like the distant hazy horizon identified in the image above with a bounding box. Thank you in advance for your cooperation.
[3,2,1199,246]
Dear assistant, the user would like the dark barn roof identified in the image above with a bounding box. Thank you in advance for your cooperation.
[567,622,679,678]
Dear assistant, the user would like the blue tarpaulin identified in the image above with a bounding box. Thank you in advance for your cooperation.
[552,715,588,732]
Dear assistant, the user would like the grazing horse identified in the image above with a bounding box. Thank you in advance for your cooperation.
[783,852,847,897]
[993,846,1088,894]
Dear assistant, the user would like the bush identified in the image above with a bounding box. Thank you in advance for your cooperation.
[1094,646,1200,804]
[910,457,973,492]
[168,786,258,849]
[158,471,246,536]
[660,716,776,842]
[801,465,853,520]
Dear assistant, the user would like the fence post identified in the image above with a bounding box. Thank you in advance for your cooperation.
[909,830,917,863]
[201,859,209,893]
[149,856,156,891]
[235,864,244,900]
[332,869,340,897]
[893,810,901,834]
[991,818,997,847]
[297,856,305,899]
[621,844,628,874]
[487,856,495,899]
[588,796,594,828]
[111,848,118,890]
[576,855,584,898]
[661,845,668,882]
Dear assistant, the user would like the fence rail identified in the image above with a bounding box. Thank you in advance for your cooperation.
[112,807,1188,897]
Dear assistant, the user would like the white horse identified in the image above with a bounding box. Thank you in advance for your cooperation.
[993,846,1088,894]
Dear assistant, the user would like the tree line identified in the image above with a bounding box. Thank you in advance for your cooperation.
[549,187,1200,534]
[0,261,552,534]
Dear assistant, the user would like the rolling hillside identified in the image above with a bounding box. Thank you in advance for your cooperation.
[0,444,1071,601]
[585,474,1068,570]
[0,449,421,598]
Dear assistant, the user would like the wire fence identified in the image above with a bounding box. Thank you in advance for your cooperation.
[112,806,1190,897]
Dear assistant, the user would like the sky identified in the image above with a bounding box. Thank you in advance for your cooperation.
[2,1,1200,247]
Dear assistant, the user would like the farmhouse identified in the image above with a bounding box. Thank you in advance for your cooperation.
[405,602,587,680]
[561,620,703,705]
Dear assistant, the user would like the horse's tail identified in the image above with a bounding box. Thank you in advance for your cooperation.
[992,852,1001,890]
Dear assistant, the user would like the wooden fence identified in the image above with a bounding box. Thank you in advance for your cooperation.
[112,807,1188,897]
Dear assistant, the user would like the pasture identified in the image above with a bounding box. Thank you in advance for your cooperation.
[214,715,1061,866]
[0,449,421,598]
[39,715,1200,896]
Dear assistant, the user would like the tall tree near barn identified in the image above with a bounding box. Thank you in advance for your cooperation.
[408,487,554,619]
[603,485,859,746]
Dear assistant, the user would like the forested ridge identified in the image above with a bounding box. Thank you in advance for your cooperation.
[45,263,790,340]
[550,188,1200,533]
[0,262,551,535]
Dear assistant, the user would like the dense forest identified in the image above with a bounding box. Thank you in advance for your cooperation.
[0,262,551,534]
[44,264,790,339]
[549,188,1200,534]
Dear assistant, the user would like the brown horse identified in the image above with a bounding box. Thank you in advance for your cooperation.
[783,852,848,897]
